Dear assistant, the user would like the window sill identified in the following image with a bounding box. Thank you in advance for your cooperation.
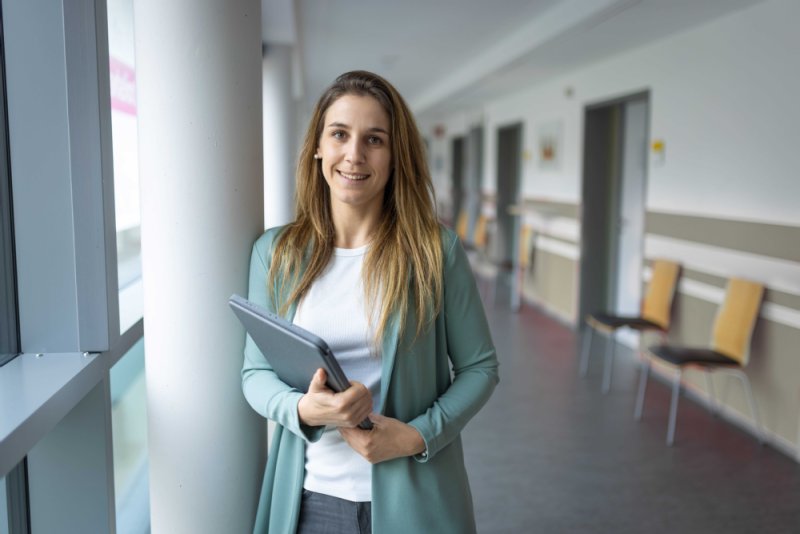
[0,352,105,476]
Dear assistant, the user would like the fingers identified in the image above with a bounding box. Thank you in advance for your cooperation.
[366,413,386,425]
[302,372,373,427]
[338,421,384,464]
[337,382,372,427]
[341,381,370,406]
[307,368,328,393]
[335,395,372,427]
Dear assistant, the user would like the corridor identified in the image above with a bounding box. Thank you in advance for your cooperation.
[464,300,800,533]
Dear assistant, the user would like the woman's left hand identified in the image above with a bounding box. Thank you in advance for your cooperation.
[338,414,426,464]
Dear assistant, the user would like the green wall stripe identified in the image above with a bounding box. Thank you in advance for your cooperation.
[536,233,579,247]
[646,211,800,263]
[520,198,579,219]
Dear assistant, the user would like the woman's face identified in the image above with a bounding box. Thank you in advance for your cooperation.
[316,94,391,215]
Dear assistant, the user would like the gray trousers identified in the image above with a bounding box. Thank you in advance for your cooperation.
[296,490,372,534]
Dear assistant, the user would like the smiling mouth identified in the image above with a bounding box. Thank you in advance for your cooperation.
[338,170,369,181]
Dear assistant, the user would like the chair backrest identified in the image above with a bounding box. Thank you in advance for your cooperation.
[455,210,469,241]
[473,214,489,249]
[518,225,534,270]
[640,259,681,329]
[711,278,764,365]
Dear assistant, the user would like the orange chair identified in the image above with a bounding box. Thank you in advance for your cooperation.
[579,260,681,393]
[635,277,765,446]
[469,214,500,302]
[455,210,470,243]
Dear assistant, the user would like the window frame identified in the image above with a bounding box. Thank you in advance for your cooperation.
[0,0,142,531]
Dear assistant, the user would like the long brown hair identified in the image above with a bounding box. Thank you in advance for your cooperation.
[268,70,443,343]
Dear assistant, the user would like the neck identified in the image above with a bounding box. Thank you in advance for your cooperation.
[330,202,383,249]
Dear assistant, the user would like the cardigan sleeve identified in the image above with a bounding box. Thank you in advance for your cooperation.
[407,234,500,462]
[240,231,325,443]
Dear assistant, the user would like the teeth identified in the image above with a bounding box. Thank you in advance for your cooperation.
[339,171,369,181]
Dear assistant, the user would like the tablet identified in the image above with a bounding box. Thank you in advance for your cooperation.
[229,294,373,430]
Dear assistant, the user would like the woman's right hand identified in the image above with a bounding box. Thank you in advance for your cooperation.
[297,368,373,428]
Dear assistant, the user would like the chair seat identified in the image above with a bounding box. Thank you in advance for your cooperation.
[587,313,663,332]
[648,345,740,367]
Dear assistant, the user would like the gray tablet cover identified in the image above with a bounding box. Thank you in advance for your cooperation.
[229,294,372,430]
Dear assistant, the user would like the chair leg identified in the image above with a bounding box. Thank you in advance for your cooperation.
[488,273,497,308]
[667,368,682,446]
[634,357,650,420]
[719,375,730,407]
[579,325,593,377]
[602,334,616,394]
[481,276,491,303]
[704,371,718,416]
[735,370,764,444]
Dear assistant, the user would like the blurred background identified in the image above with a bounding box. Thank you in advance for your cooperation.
[1,0,799,532]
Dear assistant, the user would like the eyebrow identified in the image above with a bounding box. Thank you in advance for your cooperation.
[327,121,389,136]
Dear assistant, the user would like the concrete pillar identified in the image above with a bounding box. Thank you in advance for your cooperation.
[262,44,296,229]
[134,1,265,532]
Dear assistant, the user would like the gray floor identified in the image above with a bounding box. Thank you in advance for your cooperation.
[463,301,800,534]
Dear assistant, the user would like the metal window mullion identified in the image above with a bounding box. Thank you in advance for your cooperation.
[5,0,118,354]
[65,0,118,354]
[4,459,30,533]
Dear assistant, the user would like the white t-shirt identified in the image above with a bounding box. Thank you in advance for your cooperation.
[293,243,382,502]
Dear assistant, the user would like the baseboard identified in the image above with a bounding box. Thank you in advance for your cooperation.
[520,293,575,329]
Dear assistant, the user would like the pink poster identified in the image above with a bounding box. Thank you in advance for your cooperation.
[109,56,137,116]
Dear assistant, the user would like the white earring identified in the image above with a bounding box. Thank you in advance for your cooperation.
[313,154,321,160]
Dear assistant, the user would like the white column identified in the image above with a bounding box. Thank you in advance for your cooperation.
[134,1,265,532]
[262,44,296,229]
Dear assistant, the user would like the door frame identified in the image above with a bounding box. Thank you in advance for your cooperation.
[578,90,650,323]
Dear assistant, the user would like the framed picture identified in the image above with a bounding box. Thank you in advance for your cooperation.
[537,120,562,171]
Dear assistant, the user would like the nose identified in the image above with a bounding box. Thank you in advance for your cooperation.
[345,138,366,164]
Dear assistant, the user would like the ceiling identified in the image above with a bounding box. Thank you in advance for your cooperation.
[263,0,765,118]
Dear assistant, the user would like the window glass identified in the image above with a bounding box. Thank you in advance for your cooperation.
[0,0,18,367]
[1,461,29,533]
[111,337,149,533]
[107,0,142,333]
[0,476,8,534]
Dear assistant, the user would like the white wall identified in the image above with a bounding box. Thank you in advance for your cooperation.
[423,0,800,227]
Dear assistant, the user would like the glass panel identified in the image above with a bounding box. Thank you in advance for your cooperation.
[107,0,142,333]
[0,3,18,367]
[0,476,8,534]
[2,461,29,533]
[111,336,149,533]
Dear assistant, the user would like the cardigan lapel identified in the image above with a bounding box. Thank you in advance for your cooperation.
[378,307,402,415]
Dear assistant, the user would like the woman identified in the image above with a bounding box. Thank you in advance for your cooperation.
[242,70,498,534]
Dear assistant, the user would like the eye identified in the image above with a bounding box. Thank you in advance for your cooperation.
[331,130,346,140]
[367,135,384,146]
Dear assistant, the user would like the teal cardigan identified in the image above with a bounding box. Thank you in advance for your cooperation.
[241,226,499,533]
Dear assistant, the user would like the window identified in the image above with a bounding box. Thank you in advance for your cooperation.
[1,9,30,533]
[108,0,142,334]
[1,461,29,533]
[1,1,135,530]
[0,5,17,368]
[0,477,6,534]
[111,338,149,533]
[106,2,149,530]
